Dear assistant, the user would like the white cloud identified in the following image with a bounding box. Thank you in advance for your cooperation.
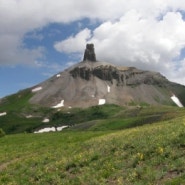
[54,28,91,53]
[1,0,185,86]
[33,61,66,77]
[167,59,185,84]
[56,10,185,85]
[0,32,44,65]
[0,0,114,66]
[93,11,185,65]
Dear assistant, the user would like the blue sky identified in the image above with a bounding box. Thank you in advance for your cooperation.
[1,0,185,98]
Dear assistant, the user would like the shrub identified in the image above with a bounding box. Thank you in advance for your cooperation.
[0,128,6,138]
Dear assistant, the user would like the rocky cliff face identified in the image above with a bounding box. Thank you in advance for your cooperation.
[70,64,167,87]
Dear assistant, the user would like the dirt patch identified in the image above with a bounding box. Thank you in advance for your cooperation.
[0,158,20,172]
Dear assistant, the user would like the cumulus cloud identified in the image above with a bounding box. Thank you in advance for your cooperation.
[93,11,185,65]
[0,0,124,66]
[167,59,185,84]
[54,28,92,53]
[1,0,185,86]
[54,8,185,85]
[0,33,44,65]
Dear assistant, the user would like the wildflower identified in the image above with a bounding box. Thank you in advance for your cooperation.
[128,170,138,181]
[137,152,144,160]
[157,147,164,154]
[117,177,123,185]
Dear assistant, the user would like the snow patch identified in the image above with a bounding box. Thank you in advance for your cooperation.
[107,85,110,93]
[42,118,50,123]
[52,100,64,108]
[32,86,42,92]
[99,99,106,105]
[34,125,68,133]
[171,95,183,107]
[26,115,33,118]
[56,126,68,131]
[34,127,56,133]
[56,74,61,78]
[0,112,7,116]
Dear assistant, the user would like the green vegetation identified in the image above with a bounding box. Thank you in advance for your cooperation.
[0,89,33,112]
[0,87,184,135]
[0,91,185,184]
[68,105,185,131]
[0,113,185,184]
[0,128,5,138]
[51,104,122,125]
[0,89,51,134]
[1,94,184,134]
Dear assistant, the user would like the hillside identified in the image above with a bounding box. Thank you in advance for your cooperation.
[0,112,185,184]
[29,60,185,108]
[1,44,184,110]
[0,43,185,184]
[27,44,185,108]
[0,94,184,134]
[0,44,185,134]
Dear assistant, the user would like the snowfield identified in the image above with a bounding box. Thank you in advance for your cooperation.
[42,118,50,123]
[107,85,110,93]
[99,99,106,105]
[56,74,61,78]
[171,95,183,107]
[0,112,7,117]
[34,126,68,133]
[52,100,64,108]
[32,86,42,92]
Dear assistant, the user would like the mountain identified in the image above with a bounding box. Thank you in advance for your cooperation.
[0,44,185,134]
[28,44,185,108]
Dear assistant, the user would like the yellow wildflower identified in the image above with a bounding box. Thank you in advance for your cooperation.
[137,152,144,160]
[157,147,164,154]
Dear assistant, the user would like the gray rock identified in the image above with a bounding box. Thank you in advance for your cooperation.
[83,43,96,62]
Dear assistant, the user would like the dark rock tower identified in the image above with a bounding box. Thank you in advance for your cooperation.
[83,43,96,62]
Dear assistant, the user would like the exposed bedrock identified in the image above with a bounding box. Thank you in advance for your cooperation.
[70,65,167,86]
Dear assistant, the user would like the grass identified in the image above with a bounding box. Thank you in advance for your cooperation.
[69,105,185,131]
[0,112,185,184]
[0,101,184,134]
[0,93,185,184]
[0,92,123,134]
[0,89,52,134]
[0,89,32,111]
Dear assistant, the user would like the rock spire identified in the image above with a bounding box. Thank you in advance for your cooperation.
[83,43,96,62]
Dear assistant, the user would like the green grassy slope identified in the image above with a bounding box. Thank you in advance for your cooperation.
[0,90,52,134]
[0,84,184,135]
[69,105,185,131]
[0,114,185,185]
[0,95,184,134]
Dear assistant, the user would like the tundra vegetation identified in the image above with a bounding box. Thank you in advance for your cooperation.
[0,103,185,185]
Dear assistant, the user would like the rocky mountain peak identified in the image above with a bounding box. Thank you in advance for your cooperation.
[83,43,96,62]
[28,44,185,108]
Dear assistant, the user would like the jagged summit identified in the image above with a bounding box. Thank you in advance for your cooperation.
[83,43,96,62]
